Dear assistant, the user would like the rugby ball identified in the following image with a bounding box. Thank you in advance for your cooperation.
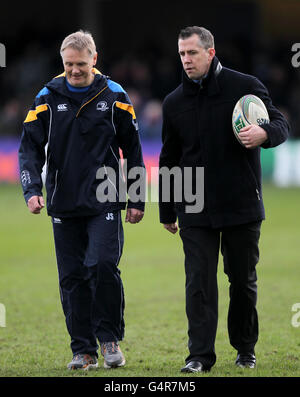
[232,94,270,145]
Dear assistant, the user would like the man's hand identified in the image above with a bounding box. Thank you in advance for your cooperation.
[164,223,178,234]
[238,125,268,149]
[27,195,45,214]
[125,208,144,224]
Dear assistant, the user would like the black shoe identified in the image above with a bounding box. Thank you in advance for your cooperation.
[181,361,207,373]
[235,353,256,368]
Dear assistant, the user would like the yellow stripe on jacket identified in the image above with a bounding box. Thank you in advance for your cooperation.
[24,104,48,123]
[115,101,136,119]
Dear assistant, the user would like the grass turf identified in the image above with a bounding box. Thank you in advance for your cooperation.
[0,183,299,377]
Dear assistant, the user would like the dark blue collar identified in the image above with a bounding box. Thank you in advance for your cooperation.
[65,79,91,92]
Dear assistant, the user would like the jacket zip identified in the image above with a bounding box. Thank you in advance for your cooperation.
[45,104,53,182]
[50,86,108,206]
[76,85,108,118]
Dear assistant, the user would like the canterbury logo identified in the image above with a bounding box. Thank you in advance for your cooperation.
[21,170,31,186]
[105,213,114,220]
[57,104,68,111]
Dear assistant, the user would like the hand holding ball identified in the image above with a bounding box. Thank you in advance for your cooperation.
[232,95,269,148]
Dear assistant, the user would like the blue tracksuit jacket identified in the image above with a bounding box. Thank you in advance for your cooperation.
[19,69,145,217]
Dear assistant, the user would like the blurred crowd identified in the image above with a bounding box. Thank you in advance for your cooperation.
[1,38,300,141]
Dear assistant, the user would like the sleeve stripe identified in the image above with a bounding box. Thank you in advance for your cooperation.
[115,101,136,119]
[24,104,48,123]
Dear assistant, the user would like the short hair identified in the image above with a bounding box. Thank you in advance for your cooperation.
[60,30,97,57]
[178,26,214,49]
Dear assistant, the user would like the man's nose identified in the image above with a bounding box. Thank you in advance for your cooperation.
[183,55,191,64]
[72,66,81,74]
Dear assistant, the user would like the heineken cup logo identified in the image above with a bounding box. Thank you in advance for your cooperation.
[0,43,6,67]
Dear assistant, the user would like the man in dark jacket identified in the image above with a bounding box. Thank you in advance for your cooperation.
[159,26,289,373]
[19,30,145,370]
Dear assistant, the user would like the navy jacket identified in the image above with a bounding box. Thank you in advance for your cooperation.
[19,69,145,217]
[159,57,289,228]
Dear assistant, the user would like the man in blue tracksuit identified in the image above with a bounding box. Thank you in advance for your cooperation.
[19,30,145,370]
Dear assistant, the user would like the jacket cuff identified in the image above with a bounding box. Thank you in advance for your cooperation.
[159,204,177,224]
[127,200,145,211]
[260,125,271,148]
[24,191,43,204]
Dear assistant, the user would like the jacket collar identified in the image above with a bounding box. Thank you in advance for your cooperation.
[46,68,107,100]
[182,56,222,97]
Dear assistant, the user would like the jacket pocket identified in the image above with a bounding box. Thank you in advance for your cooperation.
[244,158,260,200]
[96,164,119,204]
[50,170,59,205]
[104,165,119,199]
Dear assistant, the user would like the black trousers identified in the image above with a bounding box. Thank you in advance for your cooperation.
[52,211,124,356]
[179,221,261,369]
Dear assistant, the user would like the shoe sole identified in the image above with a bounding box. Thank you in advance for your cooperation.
[181,368,203,373]
[103,358,126,369]
[236,363,255,369]
[181,366,211,373]
[68,363,99,371]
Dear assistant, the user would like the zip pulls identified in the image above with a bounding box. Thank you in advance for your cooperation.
[76,85,108,118]
[256,189,261,201]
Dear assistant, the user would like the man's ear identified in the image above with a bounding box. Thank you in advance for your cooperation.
[208,48,216,61]
[93,52,98,66]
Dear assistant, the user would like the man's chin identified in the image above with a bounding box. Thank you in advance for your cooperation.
[71,81,83,87]
[68,77,85,87]
[185,71,200,80]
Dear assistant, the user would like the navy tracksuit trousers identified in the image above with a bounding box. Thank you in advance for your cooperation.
[52,211,124,356]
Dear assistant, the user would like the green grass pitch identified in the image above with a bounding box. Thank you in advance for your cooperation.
[0,183,299,377]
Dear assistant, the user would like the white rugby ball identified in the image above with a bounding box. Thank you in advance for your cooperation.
[232,94,270,146]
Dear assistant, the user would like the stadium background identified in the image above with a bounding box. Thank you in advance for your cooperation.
[0,0,300,379]
[1,0,300,185]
